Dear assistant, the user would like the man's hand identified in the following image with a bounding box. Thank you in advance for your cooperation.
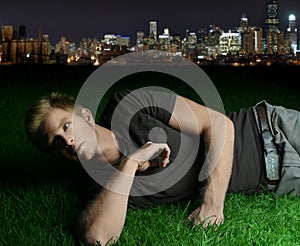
[188,204,224,228]
[128,142,171,171]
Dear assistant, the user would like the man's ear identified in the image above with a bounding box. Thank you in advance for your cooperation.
[81,108,95,125]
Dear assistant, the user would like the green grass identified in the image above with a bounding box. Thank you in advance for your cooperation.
[0,183,78,246]
[118,192,300,246]
[0,64,300,245]
[1,185,300,245]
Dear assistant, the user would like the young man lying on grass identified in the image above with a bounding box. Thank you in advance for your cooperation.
[25,89,300,245]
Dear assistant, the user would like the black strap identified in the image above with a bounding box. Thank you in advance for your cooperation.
[255,104,280,183]
[256,105,275,153]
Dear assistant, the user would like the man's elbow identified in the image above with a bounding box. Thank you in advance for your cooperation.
[75,230,117,246]
[75,220,118,246]
[83,230,117,246]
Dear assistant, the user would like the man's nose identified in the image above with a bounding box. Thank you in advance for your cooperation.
[64,135,74,146]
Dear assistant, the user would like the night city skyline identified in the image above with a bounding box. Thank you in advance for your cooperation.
[1,0,300,45]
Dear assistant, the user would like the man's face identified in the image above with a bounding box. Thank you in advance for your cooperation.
[42,107,99,161]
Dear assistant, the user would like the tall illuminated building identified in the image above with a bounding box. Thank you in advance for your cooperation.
[136,31,145,49]
[239,14,249,54]
[286,14,298,54]
[182,29,197,57]
[159,28,171,51]
[149,21,157,42]
[247,27,263,55]
[197,27,208,56]
[219,31,241,55]
[1,26,14,62]
[2,26,14,42]
[264,0,281,54]
[206,25,222,57]
[265,0,279,33]
[240,14,248,32]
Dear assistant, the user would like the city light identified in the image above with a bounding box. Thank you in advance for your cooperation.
[0,0,299,66]
[289,14,296,21]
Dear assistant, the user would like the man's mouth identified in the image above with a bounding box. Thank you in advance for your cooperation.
[75,141,84,153]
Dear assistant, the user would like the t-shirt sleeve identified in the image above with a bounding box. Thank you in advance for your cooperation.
[99,89,177,129]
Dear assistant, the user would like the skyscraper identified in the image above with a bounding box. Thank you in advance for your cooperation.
[265,0,280,33]
[149,21,157,42]
[136,31,145,49]
[248,27,263,55]
[264,0,281,54]
[239,14,249,55]
[286,14,298,54]
[240,14,248,32]
[2,26,14,42]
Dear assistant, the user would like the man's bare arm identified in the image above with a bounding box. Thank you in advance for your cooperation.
[75,143,170,245]
[168,95,234,226]
[75,159,137,245]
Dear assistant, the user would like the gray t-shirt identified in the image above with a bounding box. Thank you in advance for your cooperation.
[81,90,265,209]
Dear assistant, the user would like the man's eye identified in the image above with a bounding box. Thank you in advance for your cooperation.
[63,122,70,131]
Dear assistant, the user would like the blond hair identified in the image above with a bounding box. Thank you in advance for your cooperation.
[25,92,75,152]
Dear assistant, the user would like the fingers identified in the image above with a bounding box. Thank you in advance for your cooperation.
[143,142,171,167]
[188,207,224,229]
[148,142,170,167]
[160,144,170,167]
[200,215,222,229]
[129,142,171,169]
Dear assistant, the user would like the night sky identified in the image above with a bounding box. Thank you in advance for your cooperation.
[1,0,300,45]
